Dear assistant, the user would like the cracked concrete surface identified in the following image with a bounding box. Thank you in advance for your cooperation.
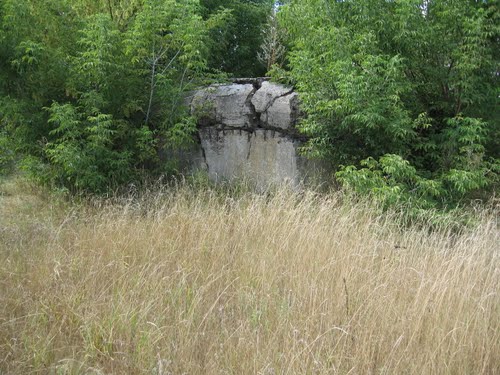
[187,78,323,190]
[191,78,300,132]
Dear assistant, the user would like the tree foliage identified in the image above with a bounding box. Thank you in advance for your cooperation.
[258,7,287,71]
[0,0,229,193]
[1,0,498,211]
[278,0,499,209]
[200,0,274,77]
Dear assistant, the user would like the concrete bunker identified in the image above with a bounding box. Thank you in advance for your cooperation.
[182,78,325,190]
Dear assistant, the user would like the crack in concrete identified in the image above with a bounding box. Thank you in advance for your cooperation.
[232,77,270,85]
[260,88,295,114]
[194,80,300,134]
[196,131,210,173]
[242,81,302,138]
[193,79,307,174]
[179,79,328,189]
[246,131,253,161]
[245,80,262,129]
[199,124,305,142]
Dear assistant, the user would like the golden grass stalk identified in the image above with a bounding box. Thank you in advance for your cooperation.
[0,178,498,374]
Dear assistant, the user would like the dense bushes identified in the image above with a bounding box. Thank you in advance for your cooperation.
[277,0,499,209]
[1,0,498,211]
[0,0,272,193]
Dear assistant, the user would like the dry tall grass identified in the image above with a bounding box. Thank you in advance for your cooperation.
[0,178,498,374]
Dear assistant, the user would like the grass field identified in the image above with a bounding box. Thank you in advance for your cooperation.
[0,177,498,374]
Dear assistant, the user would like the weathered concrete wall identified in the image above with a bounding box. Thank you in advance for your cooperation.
[187,78,324,190]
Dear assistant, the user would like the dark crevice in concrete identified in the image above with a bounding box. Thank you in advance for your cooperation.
[232,77,270,85]
[241,81,303,139]
[246,131,253,160]
[261,88,295,114]
[245,80,262,129]
[208,125,254,132]
[193,79,302,135]
[181,79,329,189]
[203,125,303,141]
[195,131,209,172]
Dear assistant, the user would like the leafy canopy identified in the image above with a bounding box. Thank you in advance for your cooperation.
[277,0,499,209]
[200,0,275,77]
[0,0,227,192]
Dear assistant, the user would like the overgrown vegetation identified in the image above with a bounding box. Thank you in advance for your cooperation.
[1,178,498,374]
[201,0,273,76]
[277,0,499,210]
[1,2,498,373]
[0,0,273,193]
[1,0,498,211]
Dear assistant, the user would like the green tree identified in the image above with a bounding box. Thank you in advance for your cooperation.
[278,0,499,209]
[200,0,274,77]
[0,0,224,193]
